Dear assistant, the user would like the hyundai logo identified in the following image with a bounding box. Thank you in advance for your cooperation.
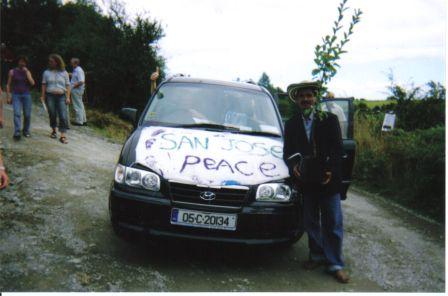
[200,191,216,201]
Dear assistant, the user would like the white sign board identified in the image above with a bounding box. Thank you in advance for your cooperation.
[382,113,396,132]
[135,126,289,186]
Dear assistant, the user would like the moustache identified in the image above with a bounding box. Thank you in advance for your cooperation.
[299,100,313,105]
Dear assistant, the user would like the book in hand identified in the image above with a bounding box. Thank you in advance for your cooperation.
[286,153,303,174]
[286,153,321,183]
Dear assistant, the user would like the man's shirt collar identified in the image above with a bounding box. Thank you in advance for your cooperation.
[300,110,315,121]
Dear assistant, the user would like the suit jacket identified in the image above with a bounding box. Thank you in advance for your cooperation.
[283,111,343,196]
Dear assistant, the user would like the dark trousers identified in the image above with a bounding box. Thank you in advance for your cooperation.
[303,192,344,271]
[46,93,68,133]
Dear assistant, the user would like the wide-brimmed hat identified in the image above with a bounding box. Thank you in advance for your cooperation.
[287,80,321,102]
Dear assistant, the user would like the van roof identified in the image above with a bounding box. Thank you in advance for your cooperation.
[165,76,265,92]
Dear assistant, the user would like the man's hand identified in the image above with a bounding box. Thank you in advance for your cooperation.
[150,67,160,94]
[66,97,71,105]
[0,168,9,189]
[7,95,12,105]
[293,164,301,179]
[322,171,332,185]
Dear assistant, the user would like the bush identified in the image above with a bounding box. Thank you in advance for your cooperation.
[354,117,445,221]
[86,109,133,143]
[386,127,444,218]
[392,99,445,131]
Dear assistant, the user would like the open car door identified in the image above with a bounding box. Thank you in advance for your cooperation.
[319,98,355,200]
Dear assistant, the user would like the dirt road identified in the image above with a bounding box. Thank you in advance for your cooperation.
[0,103,444,292]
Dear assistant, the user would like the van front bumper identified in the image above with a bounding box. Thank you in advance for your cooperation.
[109,185,303,245]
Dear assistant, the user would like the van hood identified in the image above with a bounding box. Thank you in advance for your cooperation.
[135,126,289,186]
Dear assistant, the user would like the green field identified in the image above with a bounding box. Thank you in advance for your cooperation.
[355,99,396,108]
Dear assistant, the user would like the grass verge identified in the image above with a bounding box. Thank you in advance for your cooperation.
[84,108,133,143]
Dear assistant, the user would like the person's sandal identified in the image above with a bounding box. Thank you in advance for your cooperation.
[333,270,350,284]
[50,131,57,139]
[59,136,68,144]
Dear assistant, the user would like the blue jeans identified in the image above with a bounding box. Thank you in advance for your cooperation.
[303,192,344,271]
[45,93,68,133]
[12,93,32,136]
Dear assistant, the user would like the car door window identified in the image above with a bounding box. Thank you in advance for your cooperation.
[320,100,350,139]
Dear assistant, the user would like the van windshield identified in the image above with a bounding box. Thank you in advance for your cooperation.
[143,82,282,136]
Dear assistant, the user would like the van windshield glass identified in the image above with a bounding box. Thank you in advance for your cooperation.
[143,83,282,135]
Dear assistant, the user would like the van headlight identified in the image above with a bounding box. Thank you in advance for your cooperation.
[114,164,160,191]
[256,183,291,202]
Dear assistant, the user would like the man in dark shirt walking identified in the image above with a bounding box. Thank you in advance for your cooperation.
[283,80,349,283]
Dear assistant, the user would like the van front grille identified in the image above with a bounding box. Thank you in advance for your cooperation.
[169,182,248,207]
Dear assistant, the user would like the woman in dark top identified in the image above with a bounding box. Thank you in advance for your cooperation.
[6,55,35,140]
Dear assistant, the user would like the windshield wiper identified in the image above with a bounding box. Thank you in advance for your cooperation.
[177,123,241,131]
[236,130,282,137]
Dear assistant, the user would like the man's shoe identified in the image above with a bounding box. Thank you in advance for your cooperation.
[23,132,31,138]
[332,270,350,284]
[82,122,88,126]
[302,260,324,270]
[72,122,83,126]
[13,134,21,141]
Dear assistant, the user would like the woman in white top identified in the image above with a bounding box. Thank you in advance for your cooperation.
[40,54,71,144]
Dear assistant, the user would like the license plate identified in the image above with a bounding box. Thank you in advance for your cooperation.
[170,208,237,231]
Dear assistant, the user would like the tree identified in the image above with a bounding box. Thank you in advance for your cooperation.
[386,71,422,101]
[257,72,276,96]
[384,75,445,130]
[1,0,165,111]
[257,72,271,89]
[311,0,362,98]
[425,81,446,101]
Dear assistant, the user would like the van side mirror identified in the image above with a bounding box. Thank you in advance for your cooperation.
[120,108,138,127]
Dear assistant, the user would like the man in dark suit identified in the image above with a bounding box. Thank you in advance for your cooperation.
[283,81,349,283]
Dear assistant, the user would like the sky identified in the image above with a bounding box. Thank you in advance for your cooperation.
[104,0,446,100]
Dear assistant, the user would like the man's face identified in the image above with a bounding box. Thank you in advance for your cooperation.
[295,88,317,110]
[71,60,76,68]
